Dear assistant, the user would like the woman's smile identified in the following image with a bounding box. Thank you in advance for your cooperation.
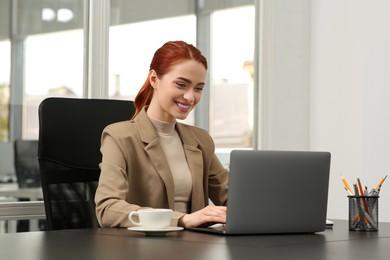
[176,101,192,113]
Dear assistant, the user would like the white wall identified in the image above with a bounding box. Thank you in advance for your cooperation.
[258,0,390,222]
[310,0,390,222]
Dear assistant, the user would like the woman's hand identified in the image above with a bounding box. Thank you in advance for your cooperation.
[178,205,227,228]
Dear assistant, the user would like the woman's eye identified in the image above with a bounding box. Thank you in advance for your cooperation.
[176,82,186,88]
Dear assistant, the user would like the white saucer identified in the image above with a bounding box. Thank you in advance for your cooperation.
[127,226,184,236]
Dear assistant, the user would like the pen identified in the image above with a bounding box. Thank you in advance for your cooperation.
[341,175,354,195]
[353,184,359,197]
[375,174,388,191]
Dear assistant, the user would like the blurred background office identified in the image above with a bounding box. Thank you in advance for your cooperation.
[1,0,390,231]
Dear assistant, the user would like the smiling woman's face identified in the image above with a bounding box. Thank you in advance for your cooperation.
[146,60,207,122]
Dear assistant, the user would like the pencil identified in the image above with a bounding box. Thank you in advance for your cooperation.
[341,175,354,195]
[344,187,353,196]
[375,174,388,191]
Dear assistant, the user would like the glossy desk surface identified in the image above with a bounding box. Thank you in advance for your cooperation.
[1,220,390,260]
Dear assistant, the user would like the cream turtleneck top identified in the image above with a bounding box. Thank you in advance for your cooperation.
[150,118,193,213]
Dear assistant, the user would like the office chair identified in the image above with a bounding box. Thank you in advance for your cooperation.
[37,97,135,230]
[14,140,41,188]
[13,139,45,231]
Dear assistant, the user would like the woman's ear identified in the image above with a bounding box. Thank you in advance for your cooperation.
[149,70,158,89]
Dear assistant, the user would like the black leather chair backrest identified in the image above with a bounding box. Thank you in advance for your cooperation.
[14,139,41,188]
[38,97,135,230]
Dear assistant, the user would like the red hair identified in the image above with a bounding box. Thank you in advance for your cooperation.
[131,41,208,119]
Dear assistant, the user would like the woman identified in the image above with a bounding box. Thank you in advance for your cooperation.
[95,41,228,228]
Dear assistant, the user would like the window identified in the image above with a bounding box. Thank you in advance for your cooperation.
[24,30,84,139]
[210,6,255,148]
[0,41,10,142]
[2,0,256,181]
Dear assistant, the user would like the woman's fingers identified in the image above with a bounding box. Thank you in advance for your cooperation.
[179,206,227,228]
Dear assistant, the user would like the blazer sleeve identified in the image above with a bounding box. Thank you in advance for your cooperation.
[95,126,140,228]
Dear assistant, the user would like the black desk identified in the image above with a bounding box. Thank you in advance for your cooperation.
[1,220,390,260]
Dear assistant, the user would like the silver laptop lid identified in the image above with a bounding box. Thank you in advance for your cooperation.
[225,150,331,234]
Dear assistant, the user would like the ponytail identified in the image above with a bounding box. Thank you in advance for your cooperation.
[131,76,153,119]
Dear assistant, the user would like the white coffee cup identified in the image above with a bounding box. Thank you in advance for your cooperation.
[128,208,173,229]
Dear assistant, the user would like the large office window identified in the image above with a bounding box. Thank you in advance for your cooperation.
[24,30,83,139]
[0,0,10,142]
[0,0,84,185]
[210,6,255,148]
[1,0,85,140]
[1,0,256,184]
[3,0,256,144]
[0,41,10,142]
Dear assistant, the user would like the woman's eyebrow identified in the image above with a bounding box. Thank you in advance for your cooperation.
[177,77,192,84]
[177,77,205,86]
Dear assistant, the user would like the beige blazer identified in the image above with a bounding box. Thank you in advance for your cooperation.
[95,108,229,227]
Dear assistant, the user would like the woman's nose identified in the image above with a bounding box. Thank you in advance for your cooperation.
[183,90,195,103]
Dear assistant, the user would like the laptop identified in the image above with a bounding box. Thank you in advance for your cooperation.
[190,150,331,235]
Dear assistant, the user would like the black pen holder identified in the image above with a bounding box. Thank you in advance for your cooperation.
[348,196,379,231]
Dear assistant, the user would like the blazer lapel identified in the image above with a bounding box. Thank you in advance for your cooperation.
[176,123,206,211]
[134,109,175,209]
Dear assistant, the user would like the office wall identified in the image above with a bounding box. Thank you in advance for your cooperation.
[256,0,390,222]
[310,0,390,222]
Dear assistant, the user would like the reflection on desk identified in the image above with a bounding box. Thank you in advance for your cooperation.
[1,220,390,260]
